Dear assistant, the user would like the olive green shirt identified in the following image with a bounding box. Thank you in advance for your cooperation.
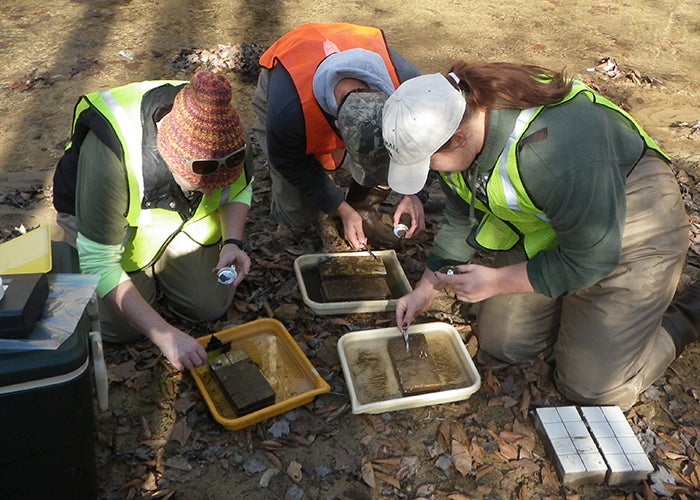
[427,93,658,298]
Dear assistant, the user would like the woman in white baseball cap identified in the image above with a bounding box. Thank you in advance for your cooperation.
[382,61,696,409]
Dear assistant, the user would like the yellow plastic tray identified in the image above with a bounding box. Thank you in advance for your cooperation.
[190,318,330,431]
[0,225,52,274]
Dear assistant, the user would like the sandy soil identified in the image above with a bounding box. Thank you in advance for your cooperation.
[2,1,700,499]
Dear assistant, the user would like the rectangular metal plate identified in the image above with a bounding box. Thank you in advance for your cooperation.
[209,349,276,416]
[320,276,391,301]
[318,255,387,278]
[387,334,442,396]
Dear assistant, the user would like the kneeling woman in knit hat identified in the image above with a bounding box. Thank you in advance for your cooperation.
[53,70,254,371]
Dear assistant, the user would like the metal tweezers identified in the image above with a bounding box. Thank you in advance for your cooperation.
[361,245,379,260]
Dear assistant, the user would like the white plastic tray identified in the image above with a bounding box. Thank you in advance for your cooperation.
[294,250,412,315]
[338,322,481,414]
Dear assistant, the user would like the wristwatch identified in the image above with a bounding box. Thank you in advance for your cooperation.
[415,189,430,205]
[220,238,248,252]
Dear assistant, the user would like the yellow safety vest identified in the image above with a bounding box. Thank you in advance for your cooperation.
[68,81,251,271]
[441,81,667,258]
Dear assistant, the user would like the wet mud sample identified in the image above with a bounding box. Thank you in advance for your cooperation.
[388,334,442,396]
[318,254,391,301]
[320,276,391,301]
[209,348,276,415]
[318,255,387,277]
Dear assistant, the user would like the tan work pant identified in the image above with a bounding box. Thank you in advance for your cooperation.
[475,154,689,410]
[56,214,235,344]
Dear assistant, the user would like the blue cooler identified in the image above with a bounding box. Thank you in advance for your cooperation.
[0,274,107,500]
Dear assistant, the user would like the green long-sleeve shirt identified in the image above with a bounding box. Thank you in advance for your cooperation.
[427,92,661,298]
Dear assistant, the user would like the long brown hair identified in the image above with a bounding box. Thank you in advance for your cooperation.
[449,61,573,112]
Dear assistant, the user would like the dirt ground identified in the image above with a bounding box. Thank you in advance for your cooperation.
[2,1,700,499]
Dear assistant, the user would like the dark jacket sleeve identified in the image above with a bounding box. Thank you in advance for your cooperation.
[387,48,421,82]
[264,65,345,214]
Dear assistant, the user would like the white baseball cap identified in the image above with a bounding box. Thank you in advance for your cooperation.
[382,73,466,194]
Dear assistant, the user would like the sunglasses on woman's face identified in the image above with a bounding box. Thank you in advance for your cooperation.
[182,144,246,176]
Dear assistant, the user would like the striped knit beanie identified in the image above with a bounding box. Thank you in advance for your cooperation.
[157,70,246,189]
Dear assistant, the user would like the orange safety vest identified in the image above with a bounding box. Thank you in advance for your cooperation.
[259,23,400,170]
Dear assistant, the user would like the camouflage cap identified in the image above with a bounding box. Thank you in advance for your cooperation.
[337,90,390,187]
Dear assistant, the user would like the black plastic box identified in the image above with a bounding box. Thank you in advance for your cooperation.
[0,273,49,339]
[0,284,97,499]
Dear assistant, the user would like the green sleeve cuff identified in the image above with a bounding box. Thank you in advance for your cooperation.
[230,183,253,206]
[76,232,130,298]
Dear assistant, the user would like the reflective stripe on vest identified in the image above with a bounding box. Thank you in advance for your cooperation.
[496,107,548,222]
[77,81,184,225]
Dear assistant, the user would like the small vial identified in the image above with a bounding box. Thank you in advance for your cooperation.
[393,223,409,239]
[438,265,460,275]
[217,266,237,285]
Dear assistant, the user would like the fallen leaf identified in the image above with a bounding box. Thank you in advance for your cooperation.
[375,470,401,489]
[142,471,157,491]
[261,440,283,451]
[164,456,192,472]
[265,451,282,471]
[329,317,352,327]
[518,386,531,421]
[540,464,559,489]
[361,455,375,488]
[372,457,400,472]
[484,369,502,392]
[437,420,451,449]
[284,460,302,484]
[510,459,540,475]
[243,458,267,476]
[452,439,472,476]
[434,455,453,471]
[259,468,278,488]
[415,483,435,497]
[362,414,386,433]
[658,449,686,460]
[499,430,524,443]
[396,455,420,481]
[427,440,445,458]
[173,396,196,414]
[497,440,519,461]
[451,422,469,444]
[334,448,359,471]
[169,419,191,447]
[324,402,349,422]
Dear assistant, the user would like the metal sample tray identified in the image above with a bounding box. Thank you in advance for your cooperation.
[294,250,412,315]
[190,318,330,430]
[338,322,481,414]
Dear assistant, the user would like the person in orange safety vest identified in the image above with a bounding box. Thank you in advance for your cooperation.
[252,23,430,250]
